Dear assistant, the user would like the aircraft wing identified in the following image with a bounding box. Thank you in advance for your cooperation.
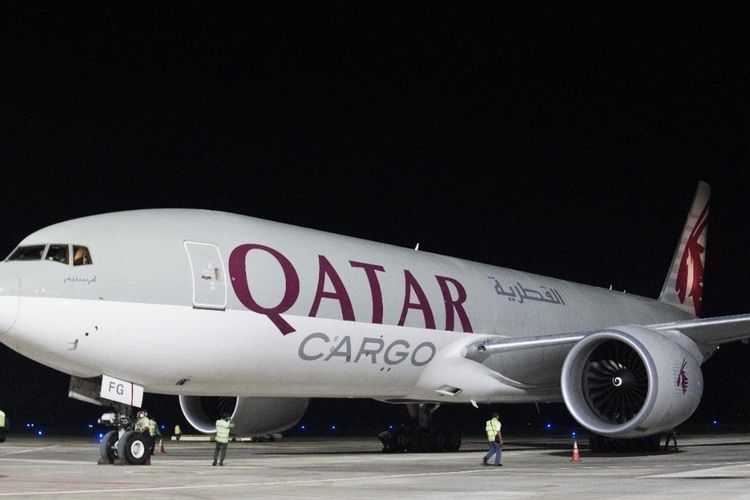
[474,331,587,354]
[473,313,750,357]
[648,313,750,346]
[458,314,750,396]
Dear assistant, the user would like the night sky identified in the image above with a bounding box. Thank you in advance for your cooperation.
[1,2,749,436]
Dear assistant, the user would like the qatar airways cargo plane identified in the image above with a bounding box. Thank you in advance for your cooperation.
[1,181,749,462]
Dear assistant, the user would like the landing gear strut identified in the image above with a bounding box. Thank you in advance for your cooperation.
[378,403,461,453]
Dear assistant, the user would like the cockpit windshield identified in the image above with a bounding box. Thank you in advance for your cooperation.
[7,245,46,261]
[46,244,69,264]
[6,244,93,266]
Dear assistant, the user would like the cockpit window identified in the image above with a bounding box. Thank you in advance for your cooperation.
[46,244,69,264]
[73,245,92,266]
[6,243,92,265]
[7,245,46,261]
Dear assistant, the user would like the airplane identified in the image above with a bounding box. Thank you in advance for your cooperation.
[1,181,749,463]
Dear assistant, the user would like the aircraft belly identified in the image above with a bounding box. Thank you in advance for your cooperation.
[8,297,447,397]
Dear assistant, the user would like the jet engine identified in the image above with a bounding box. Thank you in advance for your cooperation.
[561,326,703,438]
[179,396,308,435]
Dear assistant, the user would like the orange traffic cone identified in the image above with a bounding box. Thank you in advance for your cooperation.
[571,439,581,462]
[159,439,166,453]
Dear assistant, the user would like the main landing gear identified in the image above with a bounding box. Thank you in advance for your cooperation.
[588,432,662,453]
[378,403,462,453]
[97,403,151,465]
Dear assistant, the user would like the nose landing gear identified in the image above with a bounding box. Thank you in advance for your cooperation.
[97,403,152,465]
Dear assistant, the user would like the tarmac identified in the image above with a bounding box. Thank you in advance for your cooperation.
[1,433,750,498]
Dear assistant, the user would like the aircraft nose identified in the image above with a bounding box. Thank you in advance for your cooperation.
[0,268,20,335]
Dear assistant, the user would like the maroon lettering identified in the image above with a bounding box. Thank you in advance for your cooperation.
[349,261,385,323]
[229,244,299,335]
[398,270,436,329]
[436,275,473,332]
[309,255,355,321]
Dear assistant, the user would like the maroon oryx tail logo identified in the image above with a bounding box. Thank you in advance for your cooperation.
[676,358,689,395]
[675,202,709,316]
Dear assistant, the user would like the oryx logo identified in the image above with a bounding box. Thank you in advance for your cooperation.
[675,202,709,316]
[676,358,689,395]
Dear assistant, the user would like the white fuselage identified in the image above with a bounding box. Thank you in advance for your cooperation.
[0,209,693,403]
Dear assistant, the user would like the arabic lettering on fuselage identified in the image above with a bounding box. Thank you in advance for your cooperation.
[487,276,565,305]
[228,243,474,336]
[63,275,97,285]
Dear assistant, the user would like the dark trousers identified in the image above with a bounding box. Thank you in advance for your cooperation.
[213,442,228,464]
[484,442,502,465]
[664,432,678,450]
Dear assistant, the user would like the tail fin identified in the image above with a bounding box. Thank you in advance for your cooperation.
[658,181,711,316]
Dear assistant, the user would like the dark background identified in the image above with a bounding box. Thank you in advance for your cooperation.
[1,2,748,438]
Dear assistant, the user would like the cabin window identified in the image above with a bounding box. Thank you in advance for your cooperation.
[46,244,69,264]
[7,245,46,261]
[73,246,92,266]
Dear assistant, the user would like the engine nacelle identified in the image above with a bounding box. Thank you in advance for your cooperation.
[179,396,308,435]
[561,325,703,438]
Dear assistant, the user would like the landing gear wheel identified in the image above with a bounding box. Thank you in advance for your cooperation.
[444,430,461,452]
[416,428,431,452]
[99,430,119,463]
[394,429,409,451]
[117,431,150,465]
[430,430,447,452]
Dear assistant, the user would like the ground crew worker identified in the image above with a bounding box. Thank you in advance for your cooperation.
[134,410,151,453]
[212,413,234,466]
[0,409,6,443]
[174,424,182,441]
[148,417,158,454]
[135,410,150,432]
[664,429,678,451]
[483,411,503,466]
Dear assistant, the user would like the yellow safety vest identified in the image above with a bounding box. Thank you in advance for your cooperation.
[135,416,150,433]
[0,410,5,428]
[485,418,501,441]
[149,419,157,437]
[215,418,234,444]
[174,425,182,435]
